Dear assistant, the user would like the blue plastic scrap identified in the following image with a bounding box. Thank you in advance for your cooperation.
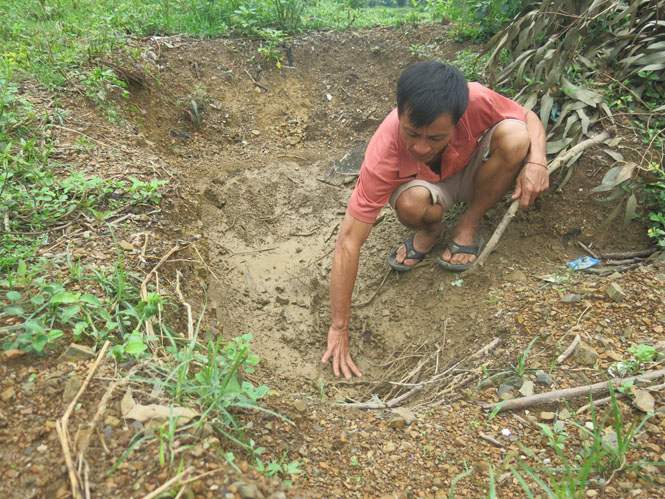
[567,256,601,270]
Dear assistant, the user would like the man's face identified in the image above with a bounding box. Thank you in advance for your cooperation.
[399,111,455,164]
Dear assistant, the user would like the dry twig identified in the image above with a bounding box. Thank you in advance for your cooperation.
[482,368,665,412]
[473,132,610,269]
[56,341,110,499]
[556,334,581,364]
[141,466,195,499]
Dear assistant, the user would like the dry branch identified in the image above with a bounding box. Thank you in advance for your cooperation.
[141,466,195,499]
[473,132,610,269]
[556,334,581,364]
[482,368,665,412]
[345,383,425,409]
[140,238,197,346]
[56,341,110,499]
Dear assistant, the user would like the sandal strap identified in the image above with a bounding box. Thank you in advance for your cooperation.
[404,236,428,260]
[448,240,480,256]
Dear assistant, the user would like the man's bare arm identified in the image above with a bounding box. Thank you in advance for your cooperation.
[321,212,372,378]
[512,108,549,207]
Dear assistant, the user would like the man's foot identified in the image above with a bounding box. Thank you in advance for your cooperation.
[437,233,484,272]
[436,236,484,272]
[386,231,439,271]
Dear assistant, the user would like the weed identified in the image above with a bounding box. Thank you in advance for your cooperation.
[255,451,303,484]
[608,343,657,377]
[255,27,290,68]
[448,460,473,498]
[477,336,539,388]
[511,386,664,496]
[409,43,432,59]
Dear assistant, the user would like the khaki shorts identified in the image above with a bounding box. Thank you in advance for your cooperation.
[389,119,523,211]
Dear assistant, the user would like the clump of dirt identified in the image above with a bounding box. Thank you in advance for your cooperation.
[1,24,664,499]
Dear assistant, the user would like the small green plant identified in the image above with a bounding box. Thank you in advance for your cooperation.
[1,254,165,356]
[511,386,664,496]
[408,43,432,59]
[255,451,303,485]
[476,336,539,388]
[271,0,304,31]
[609,343,657,376]
[448,460,473,498]
[255,27,290,67]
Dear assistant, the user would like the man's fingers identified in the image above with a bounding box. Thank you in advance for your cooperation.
[321,348,332,365]
[341,361,352,379]
[520,190,533,208]
[332,355,340,377]
[347,357,362,377]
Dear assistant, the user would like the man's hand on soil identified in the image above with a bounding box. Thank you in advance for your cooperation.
[512,162,550,208]
[321,325,362,379]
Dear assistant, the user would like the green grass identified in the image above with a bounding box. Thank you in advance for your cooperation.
[511,386,664,497]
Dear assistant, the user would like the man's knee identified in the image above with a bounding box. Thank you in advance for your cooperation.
[395,186,433,226]
[492,121,530,168]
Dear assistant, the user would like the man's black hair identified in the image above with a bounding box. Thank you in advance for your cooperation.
[396,61,469,127]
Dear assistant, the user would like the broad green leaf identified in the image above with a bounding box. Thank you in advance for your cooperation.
[594,189,625,205]
[23,319,45,334]
[125,341,148,355]
[32,333,48,353]
[73,321,88,339]
[576,108,590,135]
[31,295,45,306]
[48,330,64,340]
[3,305,24,315]
[17,260,27,277]
[80,294,102,307]
[60,305,81,324]
[50,292,79,305]
[6,291,21,302]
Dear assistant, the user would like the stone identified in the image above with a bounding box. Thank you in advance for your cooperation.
[575,342,599,366]
[58,344,96,363]
[119,240,134,251]
[293,399,307,412]
[1,349,25,361]
[1,386,15,403]
[505,270,527,282]
[633,389,655,413]
[104,416,121,428]
[519,380,534,397]
[539,411,556,421]
[21,381,35,396]
[606,282,626,302]
[388,417,406,429]
[536,372,553,385]
[497,384,514,398]
[383,442,397,453]
[622,325,633,339]
[561,293,583,303]
[238,483,261,499]
[63,376,82,403]
[602,431,619,452]
[391,407,416,426]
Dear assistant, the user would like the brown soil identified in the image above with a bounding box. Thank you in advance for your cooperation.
[1,24,664,498]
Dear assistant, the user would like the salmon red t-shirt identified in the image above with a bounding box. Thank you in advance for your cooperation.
[347,82,526,224]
